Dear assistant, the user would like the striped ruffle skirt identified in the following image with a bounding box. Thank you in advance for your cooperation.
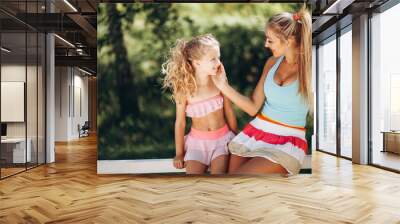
[228,113,307,175]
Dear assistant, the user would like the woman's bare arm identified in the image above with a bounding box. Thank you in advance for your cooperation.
[212,58,275,116]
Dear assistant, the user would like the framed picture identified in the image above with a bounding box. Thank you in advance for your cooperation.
[97,2,312,175]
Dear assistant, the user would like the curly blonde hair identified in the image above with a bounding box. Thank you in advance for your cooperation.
[162,34,220,102]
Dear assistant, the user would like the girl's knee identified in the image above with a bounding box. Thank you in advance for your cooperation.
[185,160,207,174]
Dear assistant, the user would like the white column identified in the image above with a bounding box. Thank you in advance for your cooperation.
[352,14,369,164]
[46,1,55,163]
[46,33,55,163]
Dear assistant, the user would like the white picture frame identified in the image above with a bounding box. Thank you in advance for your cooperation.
[1,81,25,122]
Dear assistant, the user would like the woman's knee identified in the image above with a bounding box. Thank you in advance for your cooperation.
[233,157,287,174]
[228,155,249,174]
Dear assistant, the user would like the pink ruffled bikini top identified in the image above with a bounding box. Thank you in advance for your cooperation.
[186,94,224,118]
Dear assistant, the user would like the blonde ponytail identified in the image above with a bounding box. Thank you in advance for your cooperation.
[296,5,313,109]
[162,39,197,102]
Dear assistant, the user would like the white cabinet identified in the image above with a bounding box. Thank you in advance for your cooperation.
[1,138,32,163]
[382,131,400,154]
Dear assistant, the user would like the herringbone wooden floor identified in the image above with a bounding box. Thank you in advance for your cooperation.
[0,135,399,224]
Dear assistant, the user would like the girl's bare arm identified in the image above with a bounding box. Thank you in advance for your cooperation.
[223,95,238,134]
[174,96,187,169]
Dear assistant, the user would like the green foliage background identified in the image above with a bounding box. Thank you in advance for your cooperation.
[97,3,312,160]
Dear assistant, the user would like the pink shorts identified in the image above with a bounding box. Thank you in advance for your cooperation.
[184,124,235,166]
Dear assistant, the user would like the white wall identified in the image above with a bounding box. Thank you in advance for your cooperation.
[1,65,26,81]
[55,66,89,141]
[55,66,69,141]
[1,65,34,138]
[1,63,46,164]
[1,65,26,140]
[72,72,89,138]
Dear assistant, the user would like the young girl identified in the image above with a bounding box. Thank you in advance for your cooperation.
[162,34,237,174]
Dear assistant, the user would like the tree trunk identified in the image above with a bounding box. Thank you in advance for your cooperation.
[106,4,138,119]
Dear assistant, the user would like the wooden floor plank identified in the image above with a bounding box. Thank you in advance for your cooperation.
[0,135,399,223]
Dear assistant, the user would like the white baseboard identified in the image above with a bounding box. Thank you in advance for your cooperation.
[97,159,185,174]
[303,155,312,169]
[97,155,312,174]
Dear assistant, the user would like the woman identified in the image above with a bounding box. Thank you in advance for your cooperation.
[211,6,312,175]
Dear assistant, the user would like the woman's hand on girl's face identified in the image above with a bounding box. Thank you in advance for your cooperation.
[211,63,228,89]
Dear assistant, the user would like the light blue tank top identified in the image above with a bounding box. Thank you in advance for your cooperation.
[261,56,308,127]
